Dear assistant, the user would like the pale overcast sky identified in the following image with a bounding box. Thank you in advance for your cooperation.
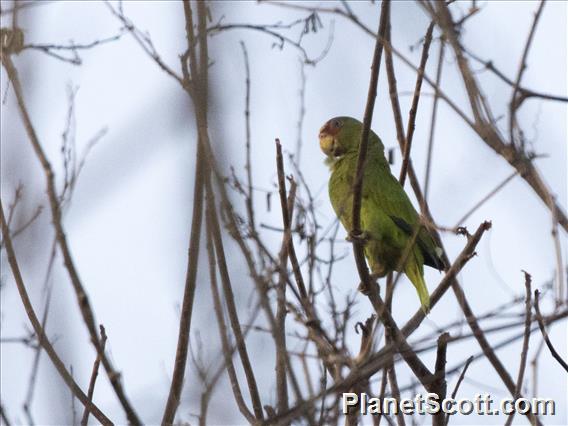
[1,1,566,424]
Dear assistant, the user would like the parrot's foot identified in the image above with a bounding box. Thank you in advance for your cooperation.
[347,230,369,244]
[357,275,379,296]
[358,281,370,295]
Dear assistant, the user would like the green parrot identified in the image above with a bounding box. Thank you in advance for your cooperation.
[318,116,446,312]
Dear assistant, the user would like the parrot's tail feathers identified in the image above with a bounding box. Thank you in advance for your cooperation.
[405,262,430,314]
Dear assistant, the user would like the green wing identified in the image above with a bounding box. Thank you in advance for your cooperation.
[388,215,445,270]
[363,160,446,271]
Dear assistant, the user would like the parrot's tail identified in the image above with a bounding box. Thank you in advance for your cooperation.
[405,260,430,314]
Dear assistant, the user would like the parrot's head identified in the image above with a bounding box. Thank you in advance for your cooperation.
[318,116,365,159]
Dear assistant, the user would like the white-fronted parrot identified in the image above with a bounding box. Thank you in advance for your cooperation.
[319,116,446,312]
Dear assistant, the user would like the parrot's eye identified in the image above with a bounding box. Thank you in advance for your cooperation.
[333,119,342,129]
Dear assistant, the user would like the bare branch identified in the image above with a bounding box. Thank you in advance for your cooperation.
[444,356,473,425]
[22,31,124,65]
[0,401,11,426]
[105,1,184,86]
[423,33,445,203]
[205,211,257,423]
[240,41,256,233]
[205,170,265,420]
[81,325,108,426]
[450,268,542,425]
[2,41,141,426]
[428,1,568,232]
[295,59,307,166]
[462,46,568,103]
[400,22,435,186]
[504,272,532,426]
[276,139,309,304]
[432,332,449,426]
[23,240,56,424]
[275,178,296,415]
[0,201,112,425]
[383,20,408,186]
[351,0,390,290]
[454,170,518,228]
[509,1,546,147]
[206,15,333,66]
[534,290,568,372]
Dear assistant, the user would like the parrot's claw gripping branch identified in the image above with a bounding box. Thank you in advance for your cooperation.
[357,279,379,297]
[346,230,370,244]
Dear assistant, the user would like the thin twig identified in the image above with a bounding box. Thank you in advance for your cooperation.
[406,310,568,362]
[346,316,376,426]
[433,332,449,426]
[81,325,108,426]
[275,179,296,415]
[423,34,445,203]
[382,275,404,426]
[544,192,565,305]
[375,368,388,426]
[224,162,308,419]
[206,171,265,420]
[444,356,473,426]
[401,21,434,187]
[509,1,546,147]
[23,239,56,424]
[205,210,257,423]
[197,363,224,426]
[449,356,473,401]
[105,1,184,86]
[453,170,518,228]
[383,21,408,187]
[275,140,341,385]
[0,402,11,426]
[23,32,124,65]
[206,21,332,66]
[0,204,43,248]
[351,0,390,290]
[396,313,567,398]
[387,365,404,426]
[1,46,141,426]
[462,46,568,103]
[162,141,204,425]
[295,59,307,166]
[0,201,113,425]
[363,290,437,393]
[276,139,309,304]
[240,41,255,233]
[531,337,546,398]
[534,290,568,372]
[450,274,542,425]
[504,272,532,426]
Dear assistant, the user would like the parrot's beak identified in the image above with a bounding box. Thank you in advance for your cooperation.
[319,133,336,156]
[319,132,345,157]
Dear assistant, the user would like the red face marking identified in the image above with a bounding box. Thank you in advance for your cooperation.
[319,118,342,138]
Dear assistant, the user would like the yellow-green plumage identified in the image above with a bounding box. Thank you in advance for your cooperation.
[319,117,446,312]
